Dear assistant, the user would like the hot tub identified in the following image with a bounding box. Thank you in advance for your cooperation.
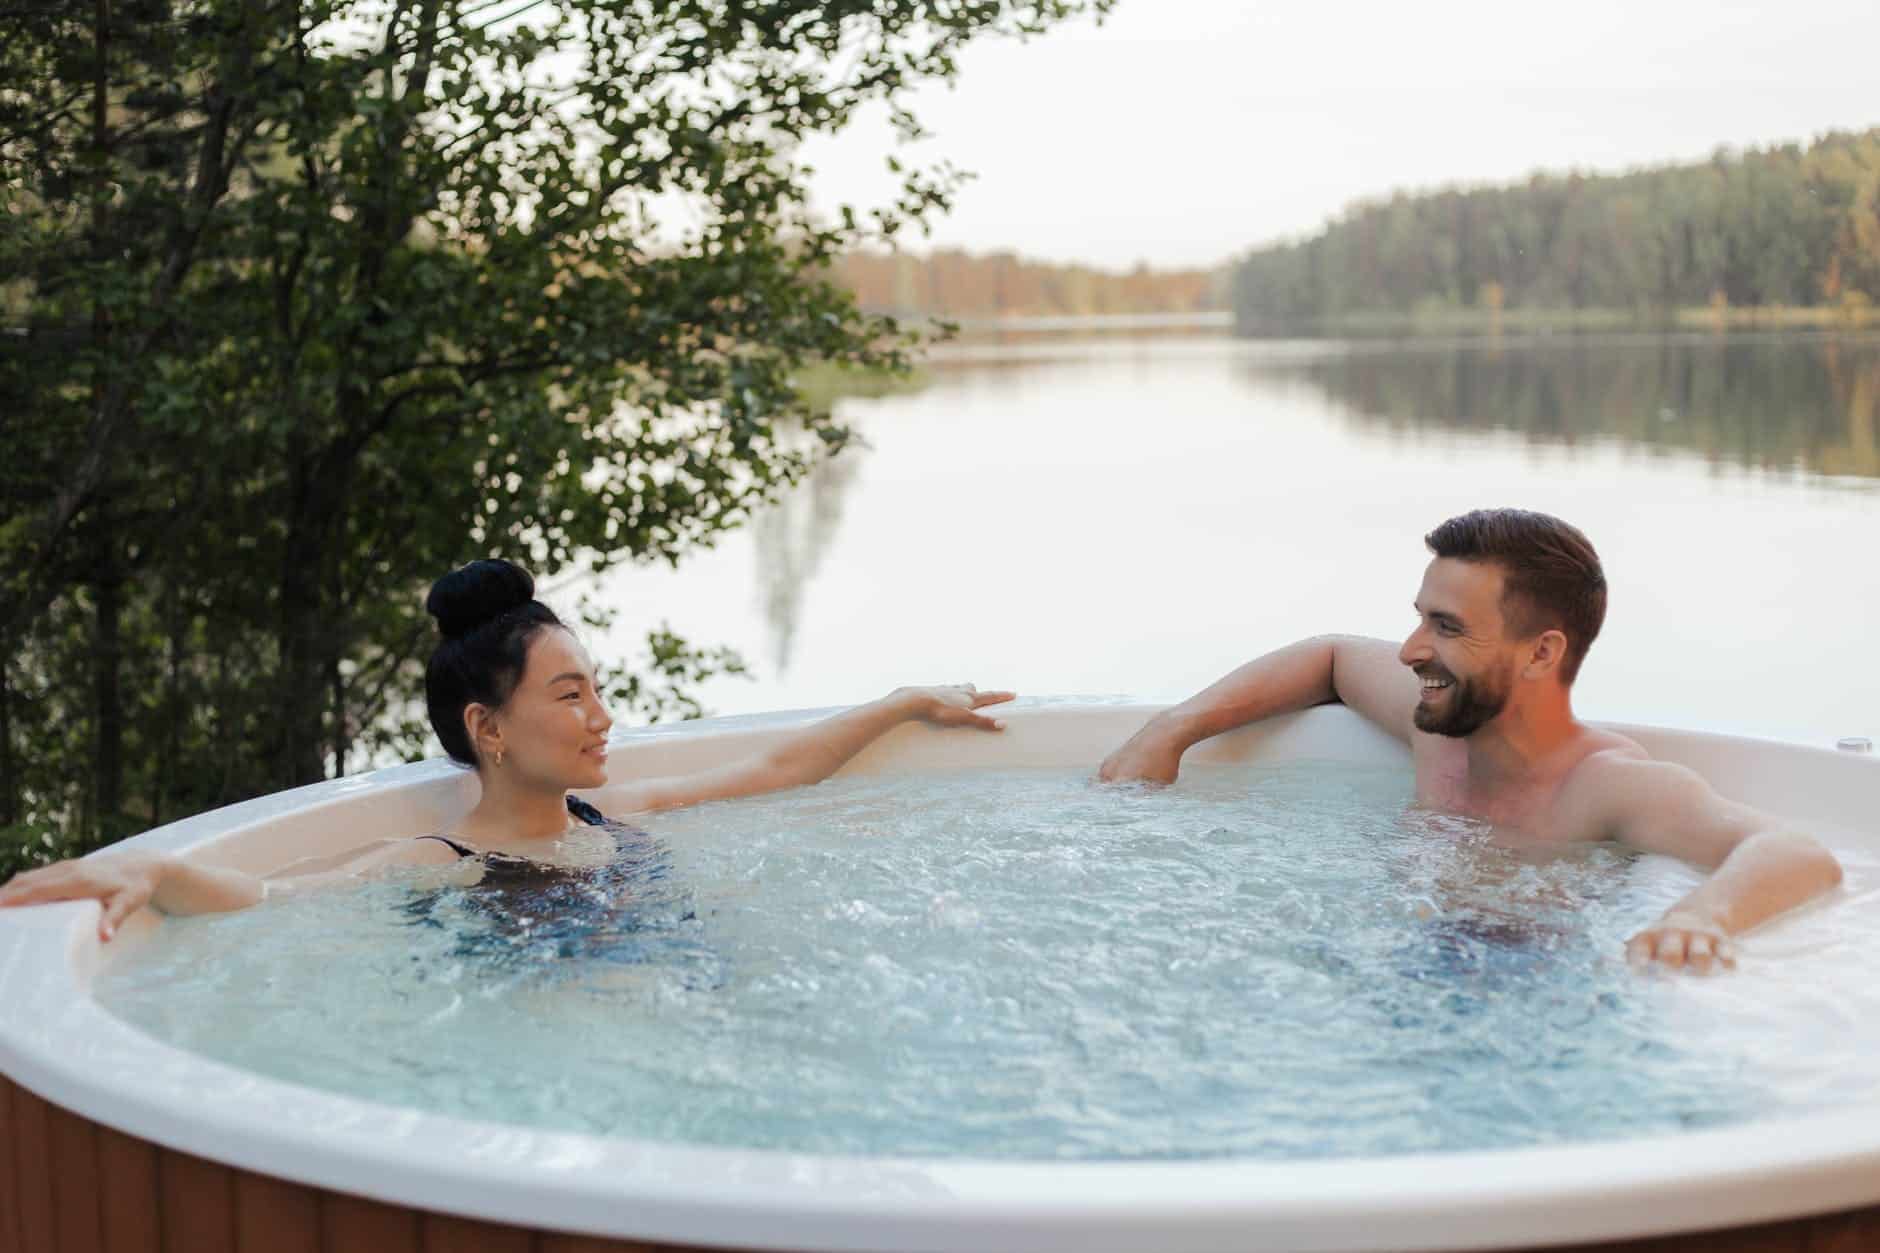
[4,702,1879,1253]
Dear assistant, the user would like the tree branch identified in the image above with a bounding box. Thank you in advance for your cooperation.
[6,29,248,642]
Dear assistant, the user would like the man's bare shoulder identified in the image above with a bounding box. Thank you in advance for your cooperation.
[1555,735,1711,836]
[1324,635,1419,744]
[1562,733,1673,792]
[1575,727,1652,766]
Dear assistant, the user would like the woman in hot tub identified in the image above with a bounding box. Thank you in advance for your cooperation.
[0,559,1013,939]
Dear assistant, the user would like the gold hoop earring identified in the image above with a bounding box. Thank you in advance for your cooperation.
[493,748,504,767]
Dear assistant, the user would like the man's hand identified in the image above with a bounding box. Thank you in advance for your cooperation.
[1098,722,1185,785]
[1579,756,1842,973]
[1627,910,1738,974]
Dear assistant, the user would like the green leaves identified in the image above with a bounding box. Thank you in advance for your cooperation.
[1,0,1104,849]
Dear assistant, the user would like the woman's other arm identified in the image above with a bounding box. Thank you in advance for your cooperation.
[604,684,1014,815]
[0,838,459,940]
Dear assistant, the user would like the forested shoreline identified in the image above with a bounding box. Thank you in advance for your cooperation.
[832,249,1222,320]
[1232,129,1880,334]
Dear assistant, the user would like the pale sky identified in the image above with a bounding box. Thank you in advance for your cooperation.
[800,0,1880,271]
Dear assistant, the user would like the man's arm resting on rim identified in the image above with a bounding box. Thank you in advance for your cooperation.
[1098,636,1416,784]
[1593,757,1844,971]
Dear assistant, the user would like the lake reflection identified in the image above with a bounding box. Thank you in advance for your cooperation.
[592,332,1879,748]
[1281,334,1879,480]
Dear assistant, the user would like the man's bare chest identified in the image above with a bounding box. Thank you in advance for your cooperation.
[1412,752,1587,844]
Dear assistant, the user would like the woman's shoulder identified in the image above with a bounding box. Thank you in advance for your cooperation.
[258,835,466,892]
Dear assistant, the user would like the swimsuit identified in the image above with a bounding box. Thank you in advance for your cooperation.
[402,795,720,986]
[414,794,624,880]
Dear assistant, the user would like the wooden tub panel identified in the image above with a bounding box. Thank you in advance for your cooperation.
[233,1168,319,1253]
[95,1125,162,1253]
[9,1081,56,1253]
[1805,1208,1880,1253]
[538,1235,665,1253]
[419,1213,539,1253]
[320,1191,420,1252]
[10,1071,1880,1253]
[0,1075,21,1253]
[45,1098,104,1253]
[156,1147,236,1253]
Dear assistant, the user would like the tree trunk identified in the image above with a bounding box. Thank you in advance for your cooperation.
[0,662,16,829]
[93,556,124,836]
[153,581,183,826]
[331,656,349,778]
[260,0,444,793]
[273,441,360,790]
[274,449,328,790]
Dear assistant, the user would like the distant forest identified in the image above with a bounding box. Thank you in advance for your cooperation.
[832,249,1223,320]
[1232,128,1880,332]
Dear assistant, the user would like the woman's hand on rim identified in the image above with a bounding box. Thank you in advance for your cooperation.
[0,853,169,941]
[895,684,1016,731]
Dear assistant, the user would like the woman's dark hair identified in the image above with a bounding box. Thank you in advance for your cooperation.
[1424,508,1606,685]
[424,559,563,766]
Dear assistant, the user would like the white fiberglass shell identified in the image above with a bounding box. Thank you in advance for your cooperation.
[2,702,1878,1253]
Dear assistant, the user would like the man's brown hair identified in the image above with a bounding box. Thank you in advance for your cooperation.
[1424,509,1607,684]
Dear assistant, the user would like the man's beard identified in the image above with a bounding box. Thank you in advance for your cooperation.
[1412,664,1509,737]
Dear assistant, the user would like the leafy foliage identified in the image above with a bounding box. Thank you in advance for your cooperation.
[0,0,1108,871]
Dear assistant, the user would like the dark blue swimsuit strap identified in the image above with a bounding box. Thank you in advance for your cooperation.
[566,794,608,827]
[416,795,610,860]
[414,833,478,858]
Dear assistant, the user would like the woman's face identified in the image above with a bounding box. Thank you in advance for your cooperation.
[479,627,614,790]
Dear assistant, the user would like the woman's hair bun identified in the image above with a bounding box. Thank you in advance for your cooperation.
[426,559,537,639]
[423,560,563,767]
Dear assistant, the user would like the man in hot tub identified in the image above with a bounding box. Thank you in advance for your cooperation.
[1097,507,1844,975]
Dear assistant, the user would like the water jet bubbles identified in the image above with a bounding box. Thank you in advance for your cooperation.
[828,898,891,926]
[926,891,982,929]
[94,762,1880,1160]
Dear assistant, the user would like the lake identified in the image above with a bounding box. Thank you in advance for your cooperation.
[587,331,1880,749]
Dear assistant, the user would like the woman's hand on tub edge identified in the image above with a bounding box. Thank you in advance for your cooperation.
[893,684,1015,731]
[0,852,268,938]
[0,853,171,941]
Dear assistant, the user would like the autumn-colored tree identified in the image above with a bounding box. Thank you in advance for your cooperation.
[833,248,1221,318]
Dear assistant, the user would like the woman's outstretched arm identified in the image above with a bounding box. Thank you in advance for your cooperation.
[603,684,1014,815]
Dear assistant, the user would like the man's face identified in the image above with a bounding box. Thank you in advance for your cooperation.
[1400,558,1521,738]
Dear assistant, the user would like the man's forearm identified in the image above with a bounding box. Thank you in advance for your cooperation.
[1100,638,1342,783]
[1149,637,1341,750]
[1668,830,1843,935]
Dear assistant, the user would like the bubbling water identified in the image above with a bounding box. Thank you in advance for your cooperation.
[95,763,1880,1159]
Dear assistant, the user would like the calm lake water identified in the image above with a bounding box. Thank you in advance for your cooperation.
[588,331,1880,749]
